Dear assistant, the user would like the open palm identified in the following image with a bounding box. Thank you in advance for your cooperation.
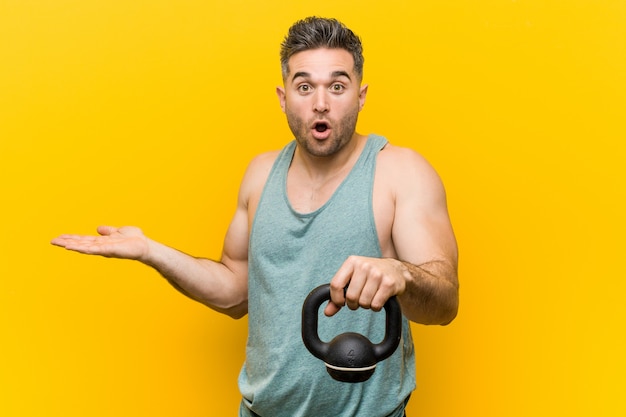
[51,225,149,261]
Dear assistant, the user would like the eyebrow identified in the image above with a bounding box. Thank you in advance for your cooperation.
[291,70,352,82]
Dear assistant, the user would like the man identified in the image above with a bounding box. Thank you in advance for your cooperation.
[51,17,459,417]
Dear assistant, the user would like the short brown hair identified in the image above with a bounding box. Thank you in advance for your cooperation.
[280,17,364,81]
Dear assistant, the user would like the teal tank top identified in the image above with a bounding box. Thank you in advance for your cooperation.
[238,134,415,417]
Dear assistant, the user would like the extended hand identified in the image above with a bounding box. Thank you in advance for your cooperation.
[50,225,150,261]
[324,256,407,317]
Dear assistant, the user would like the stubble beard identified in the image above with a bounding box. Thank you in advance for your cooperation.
[285,108,360,158]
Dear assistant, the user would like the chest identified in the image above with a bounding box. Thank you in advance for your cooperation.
[286,173,345,214]
[248,167,397,259]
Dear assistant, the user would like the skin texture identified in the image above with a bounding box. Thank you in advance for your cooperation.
[51,47,459,325]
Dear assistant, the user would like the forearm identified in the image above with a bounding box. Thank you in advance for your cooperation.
[142,239,248,319]
[397,259,459,325]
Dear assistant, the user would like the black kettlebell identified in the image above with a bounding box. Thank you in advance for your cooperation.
[301,284,402,383]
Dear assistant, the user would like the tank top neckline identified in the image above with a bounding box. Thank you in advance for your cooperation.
[282,134,382,218]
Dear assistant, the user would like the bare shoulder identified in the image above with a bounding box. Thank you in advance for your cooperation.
[239,149,281,207]
[376,143,457,273]
[246,150,280,176]
[377,143,446,201]
[240,150,279,188]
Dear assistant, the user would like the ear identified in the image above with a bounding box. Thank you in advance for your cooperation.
[276,86,286,113]
[358,84,368,111]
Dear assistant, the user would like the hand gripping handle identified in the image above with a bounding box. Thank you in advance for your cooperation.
[301,284,402,362]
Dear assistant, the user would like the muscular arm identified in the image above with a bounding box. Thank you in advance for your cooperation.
[141,197,250,318]
[327,145,459,325]
[393,259,458,325]
[394,155,458,325]
[50,159,265,319]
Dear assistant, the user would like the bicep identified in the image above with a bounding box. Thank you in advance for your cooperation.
[219,172,253,293]
[221,204,249,282]
[391,152,458,269]
[219,152,276,288]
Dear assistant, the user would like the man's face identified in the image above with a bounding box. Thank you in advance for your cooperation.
[277,48,368,158]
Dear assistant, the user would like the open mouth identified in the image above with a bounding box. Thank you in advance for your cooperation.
[313,121,329,133]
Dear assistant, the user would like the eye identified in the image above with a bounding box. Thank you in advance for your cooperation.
[297,84,312,93]
[330,83,345,93]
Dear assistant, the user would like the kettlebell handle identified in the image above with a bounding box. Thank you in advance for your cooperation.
[301,284,402,363]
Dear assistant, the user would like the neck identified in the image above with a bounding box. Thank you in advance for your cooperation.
[294,133,366,182]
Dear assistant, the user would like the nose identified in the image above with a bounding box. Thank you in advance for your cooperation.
[313,91,329,113]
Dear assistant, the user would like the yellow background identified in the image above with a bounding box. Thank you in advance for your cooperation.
[1,0,624,415]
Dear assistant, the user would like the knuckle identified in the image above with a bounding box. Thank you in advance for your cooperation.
[358,292,371,306]
[379,279,394,292]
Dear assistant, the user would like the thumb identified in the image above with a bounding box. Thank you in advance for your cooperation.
[324,301,342,317]
[96,225,117,236]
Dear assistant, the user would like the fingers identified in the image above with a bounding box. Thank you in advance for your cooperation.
[51,234,97,247]
[325,261,350,316]
[50,226,117,255]
[50,235,102,254]
[51,225,147,260]
[326,256,401,317]
[346,258,386,312]
[344,264,368,310]
[51,226,116,247]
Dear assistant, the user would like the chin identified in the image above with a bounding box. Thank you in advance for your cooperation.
[299,138,345,157]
